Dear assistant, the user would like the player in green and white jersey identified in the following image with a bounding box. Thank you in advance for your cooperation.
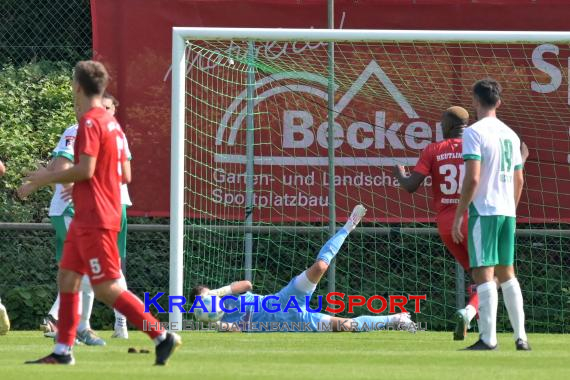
[42,92,131,341]
[452,78,530,351]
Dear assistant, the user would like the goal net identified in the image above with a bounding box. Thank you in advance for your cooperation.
[171,28,570,332]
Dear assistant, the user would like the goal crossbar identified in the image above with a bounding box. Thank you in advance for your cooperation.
[173,27,570,43]
[169,27,570,328]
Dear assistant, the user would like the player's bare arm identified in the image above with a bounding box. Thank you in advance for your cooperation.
[209,280,253,296]
[514,169,524,208]
[392,165,426,193]
[0,159,5,177]
[521,142,529,165]
[230,280,252,294]
[452,160,481,244]
[47,156,74,188]
[18,154,96,199]
[122,159,132,184]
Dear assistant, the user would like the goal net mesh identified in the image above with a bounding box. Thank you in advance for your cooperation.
[181,37,569,332]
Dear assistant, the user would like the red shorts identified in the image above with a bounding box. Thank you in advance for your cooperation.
[60,222,122,285]
[437,213,470,271]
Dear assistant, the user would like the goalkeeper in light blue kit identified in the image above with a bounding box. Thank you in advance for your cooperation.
[190,205,415,332]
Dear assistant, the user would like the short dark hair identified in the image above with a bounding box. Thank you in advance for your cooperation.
[189,284,208,306]
[73,60,109,97]
[103,91,119,107]
[473,78,502,108]
[442,106,469,130]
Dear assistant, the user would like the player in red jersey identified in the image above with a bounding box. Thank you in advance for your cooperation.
[18,61,180,365]
[393,106,477,341]
[393,106,529,340]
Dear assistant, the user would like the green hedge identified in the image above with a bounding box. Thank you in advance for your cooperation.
[1,226,567,332]
[0,62,77,222]
[0,228,170,330]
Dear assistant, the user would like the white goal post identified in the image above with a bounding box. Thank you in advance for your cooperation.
[169,27,570,327]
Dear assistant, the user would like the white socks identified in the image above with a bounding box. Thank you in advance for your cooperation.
[501,277,527,341]
[49,294,60,319]
[343,205,366,232]
[54,343,72,356]
[78,275,93,332]
[153,332,167,346]
[114,272,128,330]
[477,280,498,347]
[293,271,317,294]
[465,305,477,324]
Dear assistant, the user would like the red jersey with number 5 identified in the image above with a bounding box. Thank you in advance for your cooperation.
[72,107,125,231]
[412,138,464,219]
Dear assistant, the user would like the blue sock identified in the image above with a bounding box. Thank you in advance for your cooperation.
[353,316,392,332]
[316,229,349,265]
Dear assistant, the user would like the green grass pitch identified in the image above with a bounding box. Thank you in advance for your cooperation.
[0,331,568,379]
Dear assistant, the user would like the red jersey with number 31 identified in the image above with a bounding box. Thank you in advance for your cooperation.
[72,107,125,231]
[412,138,464,219]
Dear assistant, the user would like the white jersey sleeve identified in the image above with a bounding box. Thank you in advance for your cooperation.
[120,131,132,206]
[123,134,132,161]
[462,127,482,161]
[49,124,79,216]
[51,124,78,161]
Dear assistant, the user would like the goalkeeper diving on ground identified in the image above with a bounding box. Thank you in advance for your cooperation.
[190,205,417,332]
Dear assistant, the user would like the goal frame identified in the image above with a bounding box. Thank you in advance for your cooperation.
[169,27,570,327]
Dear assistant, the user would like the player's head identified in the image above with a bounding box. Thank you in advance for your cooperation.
[102,92,119,116]
[189,284,209,305]
[472,78,502,112]
[441,106,469,139]
[72,60,109,103]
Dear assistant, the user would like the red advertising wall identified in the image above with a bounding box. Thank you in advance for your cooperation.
[91,0,570,222]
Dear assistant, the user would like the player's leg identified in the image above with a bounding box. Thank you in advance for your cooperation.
[76,274,106,346]
[46,215,104,345]
[26,225,84,365]
[0,295,9,335]
[275,205,366,309]
[438,216,479,340]
[112,270,128,338]
[41,215,70,336]
[464,214,499,350]
[113,204,129,339]
[84,229,180,365]
[495,216,530,350]
[309,204,367,283]
[439,219,478,340]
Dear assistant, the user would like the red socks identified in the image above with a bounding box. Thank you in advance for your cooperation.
[113,290,165,339]
[57,292,80,346]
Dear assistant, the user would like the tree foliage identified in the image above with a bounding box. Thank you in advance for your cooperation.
[0,62,76,222]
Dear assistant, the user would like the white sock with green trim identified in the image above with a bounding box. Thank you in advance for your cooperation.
[477,280,498,347]
[501,277,528,342]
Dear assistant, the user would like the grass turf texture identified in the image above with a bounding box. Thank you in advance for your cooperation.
[0,331,568,379]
